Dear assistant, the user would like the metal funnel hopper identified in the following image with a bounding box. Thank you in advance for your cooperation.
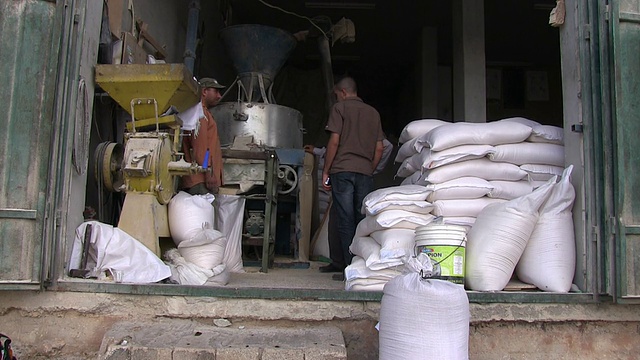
[220,24,296,101]
[95,64,199,120]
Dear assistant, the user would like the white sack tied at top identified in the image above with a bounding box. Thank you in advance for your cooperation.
[168,191,216,246]
[516,165,576,292]
[465,178,556,291]
[69,221,171,283]
[378,253,469,360]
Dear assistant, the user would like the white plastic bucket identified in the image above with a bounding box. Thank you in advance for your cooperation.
[414,224,467,284]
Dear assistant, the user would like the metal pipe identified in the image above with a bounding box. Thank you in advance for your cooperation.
[317,35,335,111]
[184,0,200,74]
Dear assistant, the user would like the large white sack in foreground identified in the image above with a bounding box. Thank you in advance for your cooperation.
[465,179,556,291]
[516,166,576,292]
[70,221,171,283]
[379,256,469,360]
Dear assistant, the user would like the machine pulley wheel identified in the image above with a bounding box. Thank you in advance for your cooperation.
[277,164,298,195]
[94,141,124,192]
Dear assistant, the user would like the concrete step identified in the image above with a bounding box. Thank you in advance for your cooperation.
[98,318,347,360]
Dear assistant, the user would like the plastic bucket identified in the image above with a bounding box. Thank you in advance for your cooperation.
[414,224,467,284]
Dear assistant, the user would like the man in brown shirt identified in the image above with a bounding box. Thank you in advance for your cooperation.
[180,77,225,195]
[320,76,384,278]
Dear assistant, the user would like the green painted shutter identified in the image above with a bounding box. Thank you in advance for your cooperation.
[610,1,640,302]
[0,1,62,287]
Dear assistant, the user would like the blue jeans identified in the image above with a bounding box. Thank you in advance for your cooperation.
[328,171,374,269]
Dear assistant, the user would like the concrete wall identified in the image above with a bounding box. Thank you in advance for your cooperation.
[1,291,639,359]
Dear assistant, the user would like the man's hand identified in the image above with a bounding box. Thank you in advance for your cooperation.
[322,173,331,191]
[303,144,315,154]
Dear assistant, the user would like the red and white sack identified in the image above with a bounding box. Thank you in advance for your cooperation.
[423,121,532,151]
[465,179,556,291]
[516,166,576,292]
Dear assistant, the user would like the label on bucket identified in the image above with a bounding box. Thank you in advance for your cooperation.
[416,244,465,284]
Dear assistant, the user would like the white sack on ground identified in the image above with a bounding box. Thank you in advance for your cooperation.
[214,194,246,273]
[487,180,534,200]
[432,197,507,218]
[177,228,226,270]
[423,158,527,183]
[168,191,215,245]
[364,199,433,217]
[488,142,565,167]
[411,144,495,170]
[363,185,432,209]
[465,179,556,291]
[349,236,405,270]
[427,177,494,201]
[70,221,171,283]
[165,249,228,285]
[355,210,435,237]
[520,164,565,181]
[424,121,532,151]
[398,119,449,143]
[379,255,469,360]
[370,228,417,260]
[516,165,576,292]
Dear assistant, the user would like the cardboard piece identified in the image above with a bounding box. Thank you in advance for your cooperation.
[121,32,147,64]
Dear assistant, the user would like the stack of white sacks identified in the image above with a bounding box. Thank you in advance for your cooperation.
[345,117,575,292]
[166,191,230,285]
[396,117,565,229]
[345,185,434,291]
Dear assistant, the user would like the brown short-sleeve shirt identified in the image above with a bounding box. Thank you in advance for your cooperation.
[325,97,384,176]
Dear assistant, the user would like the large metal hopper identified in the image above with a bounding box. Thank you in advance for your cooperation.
[95,64,199,120]
[220,24,296,99]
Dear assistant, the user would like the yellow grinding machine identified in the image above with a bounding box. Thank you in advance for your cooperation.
[94,64,206,257]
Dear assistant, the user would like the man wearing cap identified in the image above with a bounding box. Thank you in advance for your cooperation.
[180,77,226,194]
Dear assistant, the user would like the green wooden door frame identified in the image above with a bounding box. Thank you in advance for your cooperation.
[609,1,640,303]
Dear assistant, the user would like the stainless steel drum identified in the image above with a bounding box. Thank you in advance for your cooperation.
[211,102,304,149]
